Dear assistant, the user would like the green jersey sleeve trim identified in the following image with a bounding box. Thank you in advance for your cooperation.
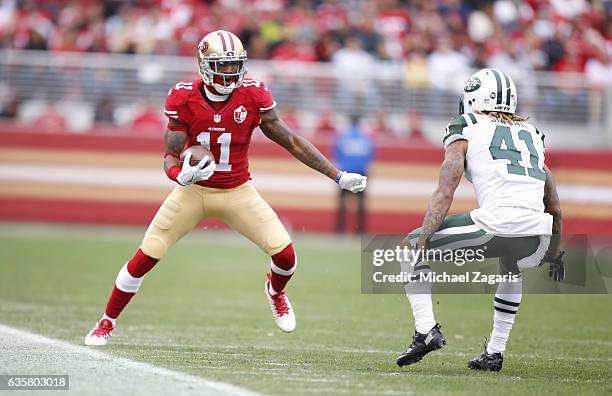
[443,114,468,143]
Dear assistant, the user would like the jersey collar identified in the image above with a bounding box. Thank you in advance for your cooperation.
[203,84,229,102]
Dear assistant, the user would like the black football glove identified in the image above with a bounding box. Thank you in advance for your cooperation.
[547,251,565,282]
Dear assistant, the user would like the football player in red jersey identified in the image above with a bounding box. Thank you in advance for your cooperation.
[85,30,367,345]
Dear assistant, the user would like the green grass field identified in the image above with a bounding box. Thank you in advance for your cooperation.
[0,223,610,395]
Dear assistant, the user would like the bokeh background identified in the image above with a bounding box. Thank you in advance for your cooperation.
[0,0,611,234]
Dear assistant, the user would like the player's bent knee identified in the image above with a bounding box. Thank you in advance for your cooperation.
[517,235,550,271]
[140,236,168,260]
[266,237,292,256]
[262,220,292,256]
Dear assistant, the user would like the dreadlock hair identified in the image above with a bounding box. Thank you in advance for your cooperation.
[476,110,529,124]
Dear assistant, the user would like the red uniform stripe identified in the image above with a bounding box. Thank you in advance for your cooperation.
[217,31,227,51]
[228,32,235,51]
[270,244,296,293]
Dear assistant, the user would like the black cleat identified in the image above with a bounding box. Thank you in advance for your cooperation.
[468,349,504,372]
[396,323,446,367]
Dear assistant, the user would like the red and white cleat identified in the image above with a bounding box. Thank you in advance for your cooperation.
[264,273,296,333]
[84,318,114,346]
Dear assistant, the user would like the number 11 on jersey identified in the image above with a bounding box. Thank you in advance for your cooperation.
[197,132,232,171]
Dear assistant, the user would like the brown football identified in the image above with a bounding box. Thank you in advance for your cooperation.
[179,145,213,167]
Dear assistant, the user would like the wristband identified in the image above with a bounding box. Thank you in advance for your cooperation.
[166,165,181,182]
[335,171,344,183]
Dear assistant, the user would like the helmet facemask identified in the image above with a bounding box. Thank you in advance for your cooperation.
[197,30,248,95]
[198,55,247,95]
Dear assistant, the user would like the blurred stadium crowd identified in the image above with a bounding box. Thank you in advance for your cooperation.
[1,0,610,73]
[0,0,610,137]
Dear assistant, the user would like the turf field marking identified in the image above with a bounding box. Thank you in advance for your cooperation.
[0,323,262,396]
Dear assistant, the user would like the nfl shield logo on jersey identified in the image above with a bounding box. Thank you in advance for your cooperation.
[234,106,247,123]
[214,114,221,123]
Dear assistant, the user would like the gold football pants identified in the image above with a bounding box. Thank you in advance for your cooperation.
[140,182,292,259]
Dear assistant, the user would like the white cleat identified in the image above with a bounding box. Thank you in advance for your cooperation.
[264,274,296,333]
[84,318,114,346]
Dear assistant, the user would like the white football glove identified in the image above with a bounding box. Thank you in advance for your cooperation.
[337,171,367,193]
[176,152,216,186]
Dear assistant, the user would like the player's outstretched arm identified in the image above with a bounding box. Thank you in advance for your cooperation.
[543,164,563,257]
[260,108,339,179]
[416,140,467,249]
[260,108,366,192]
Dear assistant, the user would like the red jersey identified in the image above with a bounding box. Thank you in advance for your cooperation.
[164,78,276,189]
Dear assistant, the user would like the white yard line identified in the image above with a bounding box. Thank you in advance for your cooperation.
[0,323,263,396]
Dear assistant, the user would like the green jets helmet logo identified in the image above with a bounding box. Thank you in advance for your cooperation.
[464,77,481,92]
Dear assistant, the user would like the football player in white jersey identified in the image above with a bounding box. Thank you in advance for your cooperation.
[396,68,564,371]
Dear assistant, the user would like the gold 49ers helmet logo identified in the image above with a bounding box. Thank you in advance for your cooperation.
[199,41,209,56]
[234,106,247,123]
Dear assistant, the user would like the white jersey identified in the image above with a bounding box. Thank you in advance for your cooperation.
[443,112,552,235]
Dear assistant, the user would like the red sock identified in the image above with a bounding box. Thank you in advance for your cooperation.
[126,249,158,277]
[105,287,134,319]
[270,244,296,293]
[105,249,158,319]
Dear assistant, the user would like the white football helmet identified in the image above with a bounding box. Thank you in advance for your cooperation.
[197,30,247,95]
[460,68,517,114]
